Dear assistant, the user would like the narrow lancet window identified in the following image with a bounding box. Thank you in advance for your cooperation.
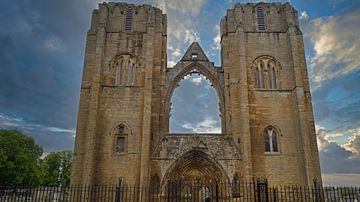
[114,124,130,154]
[260,63,265,88]
[127,60,132,86]
[256,68,260,88]
[264,127,279,153]
[119,62,123,85]
[272,67,277,89]
[131,63,136,85]
[268,63,273,89]
[115,62,119,85]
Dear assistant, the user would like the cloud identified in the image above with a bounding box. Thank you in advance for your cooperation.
[157,0,208,15]
[170,74,221,133]
[317,126,360,173]
[305,9,360,88]
[0,112,75,153]
[168,60,177,67]
[182,116,221,133]
[156,0,206,66]
[43,36,63,51]
[191,75,205,85]
[299,11,309,20]
[343,134,360,158]
[212,25,221,50]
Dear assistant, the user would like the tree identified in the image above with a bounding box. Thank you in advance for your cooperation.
[41,151,72,186]
[0,130,43,186]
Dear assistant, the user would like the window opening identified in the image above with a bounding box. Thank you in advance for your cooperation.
[170,72,221,134]
[116,137,125,153]
[125,7,133,32]
[257,7,266,31]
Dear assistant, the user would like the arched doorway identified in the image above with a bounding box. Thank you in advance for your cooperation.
[161,150,229,201]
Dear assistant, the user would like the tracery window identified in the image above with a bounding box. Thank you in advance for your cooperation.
[253,56,279,89]
[125,7,133,32]
[114,124,130,153]
[113,55,137,86]
[256,7,266,31]
[264,127,279,153]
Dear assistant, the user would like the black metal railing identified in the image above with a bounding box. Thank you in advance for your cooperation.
[0,180,359,201]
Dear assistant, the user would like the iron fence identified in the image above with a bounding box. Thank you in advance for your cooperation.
[1,180,359,201]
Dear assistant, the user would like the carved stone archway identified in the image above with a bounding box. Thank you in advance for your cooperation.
[161,150,230,186]
[162,62,226,134]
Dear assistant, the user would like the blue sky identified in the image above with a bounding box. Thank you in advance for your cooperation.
[0,0,359,185]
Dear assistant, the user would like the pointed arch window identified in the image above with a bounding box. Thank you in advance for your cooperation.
[256,62,265,88]
[131,63,136,85]
[264,127,279,153]
[113,124,130,153]
[125,7,133,32]
[256,7,266,31]
[267,62,273,89]
[255,67,260,88]
[115,59,124,85]
[127,60,132,85]
[253,56,279,90]
[112,55,137,86]
[272,67,277,89]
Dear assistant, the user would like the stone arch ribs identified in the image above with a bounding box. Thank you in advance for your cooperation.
[161,150,230,187]
[162,61,226,134]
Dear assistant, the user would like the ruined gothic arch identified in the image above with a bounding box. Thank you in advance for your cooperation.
[163,62,226,134]
[160,150,230,189]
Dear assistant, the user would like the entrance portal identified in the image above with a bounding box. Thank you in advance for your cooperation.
[162,150,229,201]
[163,150,229,183]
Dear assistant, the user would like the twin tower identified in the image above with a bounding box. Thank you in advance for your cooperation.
[71,2,322,187]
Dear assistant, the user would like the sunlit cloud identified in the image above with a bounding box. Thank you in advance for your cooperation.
[182,116,221,133]
[212,24,221,51]
[0,112,75,136]
[306,10,360,89]
[299,11,309,20]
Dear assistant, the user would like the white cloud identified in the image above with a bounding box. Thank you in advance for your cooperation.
[168,60,177,67]
[0,112,75,136]
[191,77,203,85]
[173,49,182,57]
[299,11,309,20]
[181,116,221,133]
[0,122,19,127]
[44,36,63,51]
[212,25,221,50]
[343,133,360,158]
[317,126,360,173]
[155,0,167,13]
[306,10,360,88]
[163,0,208,15]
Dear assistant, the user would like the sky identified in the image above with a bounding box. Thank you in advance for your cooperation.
[0,0,359,186]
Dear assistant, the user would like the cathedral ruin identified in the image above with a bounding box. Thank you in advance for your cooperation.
[71,2,322,188]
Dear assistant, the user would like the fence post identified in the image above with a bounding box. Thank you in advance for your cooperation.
[264,179,269,202]
[313,178,319,202]
[256,179,269,202]
[115,177,122,202]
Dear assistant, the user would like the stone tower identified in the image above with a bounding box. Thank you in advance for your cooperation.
[71,2,322,187]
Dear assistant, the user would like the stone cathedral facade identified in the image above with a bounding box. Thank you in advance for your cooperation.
[71,2,322,187]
